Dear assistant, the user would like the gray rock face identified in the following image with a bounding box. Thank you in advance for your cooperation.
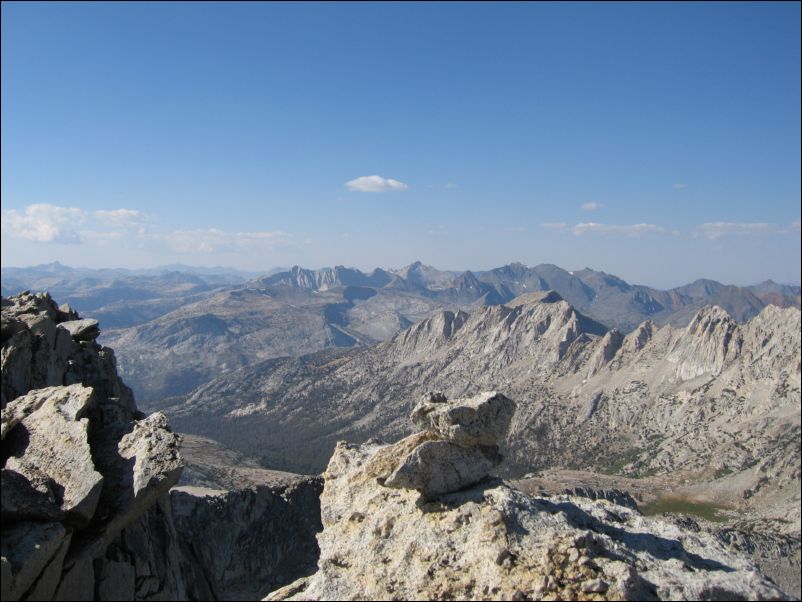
[3,291,329,601]
[560,486,639,510]
[268,428,792,601]
[0,522,67,601]
[1,293,185,601]
[385,439,498,498]
[1,292,135,412]
[410,391,515,447]
[58,318,100,341]
[3,385,103,524]
[171,476,323,601]
[383,391,514,499]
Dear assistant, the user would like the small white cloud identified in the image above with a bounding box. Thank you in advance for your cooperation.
[581,202,604,211]
[541,222,568,230]
[93,208,149,228]
[1,204,86,244]
[673,183,687,189]
[345,175,408,193]
[572,222,666,237]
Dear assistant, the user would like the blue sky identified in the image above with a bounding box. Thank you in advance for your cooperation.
[1,2,800,287]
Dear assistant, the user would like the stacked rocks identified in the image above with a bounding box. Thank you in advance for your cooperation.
[385,391,515,499]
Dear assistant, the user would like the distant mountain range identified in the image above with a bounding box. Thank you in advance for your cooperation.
[164,292,800,528]
[1,262,266,329]
[253,261,800,330]
[2,261,799,403]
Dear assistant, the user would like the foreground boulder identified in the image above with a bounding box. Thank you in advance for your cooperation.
[1,293,184,601]
[384,391,513,499]
[268,392,791,601]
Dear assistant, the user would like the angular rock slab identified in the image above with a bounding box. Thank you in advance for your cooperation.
[3,384,103,523]
[411,391,515,447]
[385,439,498,498]
[120,412,183,500]
[58,318,100,342]
[84,411,183,553]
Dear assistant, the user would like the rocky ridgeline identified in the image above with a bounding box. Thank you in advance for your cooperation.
[268,392,791,601]
[1,292,322,601]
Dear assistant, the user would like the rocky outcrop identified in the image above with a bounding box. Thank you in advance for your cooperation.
[268,393,792,600]
[165,433,324,601]
[1,292,184,601]
[559,486,639,510]
[3,292,328,601]
[383,391,514,499]
[171,477,322,601]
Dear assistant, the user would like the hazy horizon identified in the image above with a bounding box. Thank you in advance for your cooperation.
[2,258,800,291]
[2,3,800,289]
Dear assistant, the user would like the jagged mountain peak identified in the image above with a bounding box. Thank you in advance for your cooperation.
[686,303,735,327]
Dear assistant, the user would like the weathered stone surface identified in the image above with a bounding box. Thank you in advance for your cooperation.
[77,411,183,559]
[58,319,100,342]
[1,556,12,600]
[22,532,72,601]
[1,469,65,522]
[268,436,792,601]
[171,474,323,601]
[560,486,639,510]
[121,413,183,499]
[1,387,50,440]
[385,438,498,498]
[1,292,136,412]
[0,521,66,601]
[97,560,136,601]
[53,557,94,601]
[102,494,188,602]
[1,293,189,601]
[411,391,515,447]
[3,385,103,523]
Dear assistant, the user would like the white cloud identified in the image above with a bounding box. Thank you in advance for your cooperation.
[673,183,687,189]
[1,204,86,244]
[696,222,773,240]
[345,175,408,193]
[580,202,604,211]
[165,228,292,253]
[93,208,149,228]
[571,222,666,236]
